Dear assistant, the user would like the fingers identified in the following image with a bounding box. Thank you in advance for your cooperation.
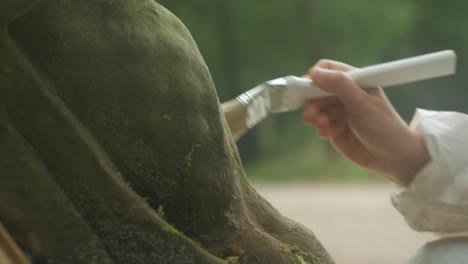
[302,97,342,125]
[304,106,342,130]
[303,99,347,139]
[308,96,341,109]
[317,119,348,140]
[303,97,347,139]
[310,67,369,110]
[312,59,355,72]
[304,59,367,110]
[302,103,326,126]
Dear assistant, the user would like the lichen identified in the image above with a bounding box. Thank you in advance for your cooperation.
[162,225,183,238]
[289,246,323,264]
[182,144,201,175]
[157,205,165,219]
[226,256,240,264]
[224,244,245,259]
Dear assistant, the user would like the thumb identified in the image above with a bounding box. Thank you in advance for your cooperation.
[311,67,367,109]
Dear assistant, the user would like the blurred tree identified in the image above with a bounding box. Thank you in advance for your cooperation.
[406,0,468,114]
[160,0,468,181]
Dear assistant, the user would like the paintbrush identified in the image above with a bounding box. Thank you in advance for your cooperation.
[222,50,456,140]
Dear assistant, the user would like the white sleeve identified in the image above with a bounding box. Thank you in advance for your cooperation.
[391,109,468,233]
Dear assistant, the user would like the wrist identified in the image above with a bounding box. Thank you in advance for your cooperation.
[390,131,431,186]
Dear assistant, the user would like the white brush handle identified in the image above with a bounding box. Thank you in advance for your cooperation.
[281,50,457,111]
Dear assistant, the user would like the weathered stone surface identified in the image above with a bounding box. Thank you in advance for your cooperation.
[0,1,333,263]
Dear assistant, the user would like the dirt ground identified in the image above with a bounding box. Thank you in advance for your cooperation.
[254,183,436,264]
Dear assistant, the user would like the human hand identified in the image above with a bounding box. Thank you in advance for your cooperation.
[303,60,430,186]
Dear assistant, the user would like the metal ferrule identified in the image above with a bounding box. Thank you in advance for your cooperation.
[236,84,270,129]
[236,84,268,106]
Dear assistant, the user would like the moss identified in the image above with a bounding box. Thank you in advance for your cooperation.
[157,205,165,219]
[182,144,201,175]
[294,255,308,264]
[223,244,246,261]
[311,256,323,264]
[226,244,245,255]
[226,256,240,264]
[290,254,323,264]
[0,113,113,263]
[289,245,324,264]
[1,0,334,263]
[162,225,183,238]
[1,3,225,263]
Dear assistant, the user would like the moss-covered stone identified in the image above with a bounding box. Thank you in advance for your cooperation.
[0,0,334,263]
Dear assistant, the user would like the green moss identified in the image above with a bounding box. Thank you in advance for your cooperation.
[157,205,166,219]
[182,144,201,175]
[162,225,184,238]
[291,255,323,264]
[0,114,113,263]
[294,255,308,264]
[226,256,240,264]
[1,0,334,263]
[289,246,323,264]
[311,256,323,264]
[223,244,245,261]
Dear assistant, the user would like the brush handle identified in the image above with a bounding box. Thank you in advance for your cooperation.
[280,50,457,111]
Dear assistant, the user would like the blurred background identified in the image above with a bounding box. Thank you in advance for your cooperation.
[159,0,468,183]
[159,0,463,263]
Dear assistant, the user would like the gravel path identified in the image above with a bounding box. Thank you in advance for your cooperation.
[254,183,435,264]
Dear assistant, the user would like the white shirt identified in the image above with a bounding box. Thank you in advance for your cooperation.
[392,109,468,233]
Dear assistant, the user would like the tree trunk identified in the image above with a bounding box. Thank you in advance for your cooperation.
[0,0,333,263]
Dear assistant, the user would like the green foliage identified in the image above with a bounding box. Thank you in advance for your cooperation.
[245,137,380,183]
[159,0,467,181]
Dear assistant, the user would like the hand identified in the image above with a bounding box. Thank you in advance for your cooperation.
[303,60,430,186]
